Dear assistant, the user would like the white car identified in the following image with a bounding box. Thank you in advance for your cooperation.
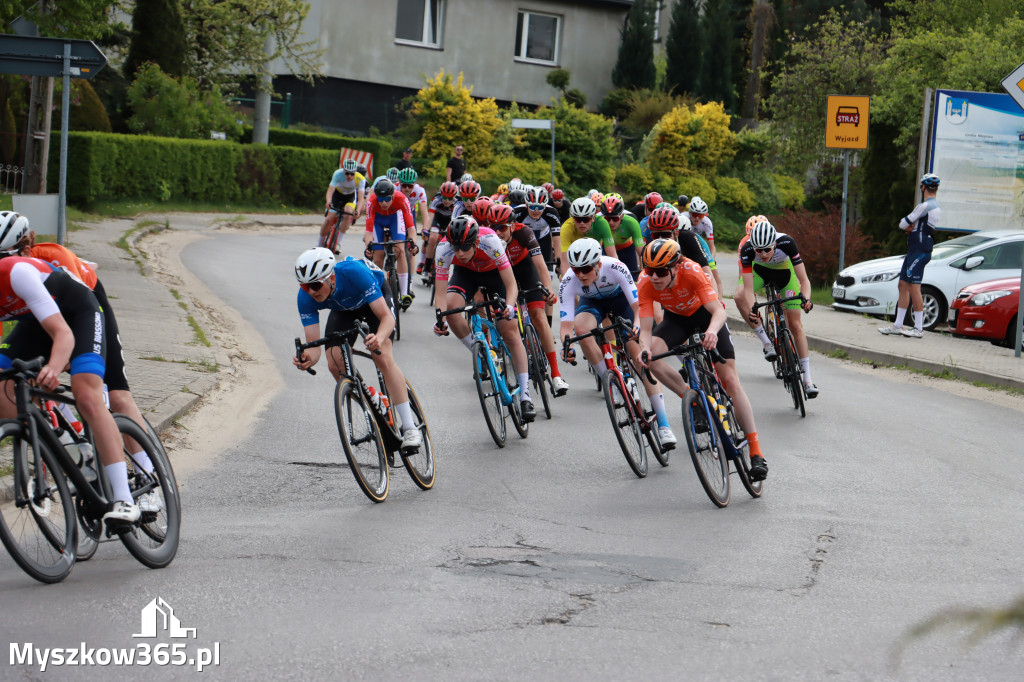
[831,230,1024,330]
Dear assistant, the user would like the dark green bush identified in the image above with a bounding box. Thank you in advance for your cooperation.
[243,127,392,172]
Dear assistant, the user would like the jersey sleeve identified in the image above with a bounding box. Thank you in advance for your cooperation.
[297,289,322,327]
[434,242,453,281]
[365,198,377,233]
[558,272,581,320]
[398,194,415,230]
[608,259,638,305]
[681,260,718,306]
[10,262,59,322]
[545,208,562,236]
[329,169,345,188]
[776,234,803,265]
[626,216,645,248]
[637,275,656,319]
[559,220,576,251]
[678,231,709,268]
[347,262,383,305]
[595,218,615,248]
[899,201,929,229]
[516,226,542,257]
[479,233,511,270]
[739,241,755,272]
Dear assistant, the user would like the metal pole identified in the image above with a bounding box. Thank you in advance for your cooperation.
[283,93,292,129]
[57,43,70,245]
[839,149,849,272]
[550,122,555,185]
[915,87,932,206]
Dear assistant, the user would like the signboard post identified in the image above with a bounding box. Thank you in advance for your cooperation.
[825,95,870,272]
[510,118,555,185]
[0,35,107,244]
[999,61,1024,358]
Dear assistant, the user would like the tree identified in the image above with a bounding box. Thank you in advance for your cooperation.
[664,0,702,96]
[0,0,126,40]
[126,63,242,139]
[612,0,656,90]
[741,0,776,123]
[124,0,187,80]
[697,0,746,113]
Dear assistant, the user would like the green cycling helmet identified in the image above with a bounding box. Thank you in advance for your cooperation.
[398,167,418,184]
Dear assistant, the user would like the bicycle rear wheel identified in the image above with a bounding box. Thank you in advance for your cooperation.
[0,421,76,583]
[115,416,181,568]
[473,342,506,448]
[681,389,730,507]
[781,330,806,418]
[626,365,667,467]
[500,341,529,439]
[523,324,552,420]
[335,379,389,502]
[603,373,647,478]
[387,266,402,342]
[400,382,435,490]
[765,305,783,380]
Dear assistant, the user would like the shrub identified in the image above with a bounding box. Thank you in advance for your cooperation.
[600,87,635,119]
[477,156,566,194]
[713,176,755,213]
[730,167,782,215]
[613,163,654,196]
[773,174,806,210]
[69,81,112,133]
[242,127,392,170]
[770,206,879,286]
[674,174,717,206]
[126,63,241,140]
[647,101,737,177]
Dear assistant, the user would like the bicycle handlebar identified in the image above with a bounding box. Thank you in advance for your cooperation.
[435,294,506,324]
[642,332,725,366]
[294,320,379,376]
[562,316,633,348]
[751,292,806,314]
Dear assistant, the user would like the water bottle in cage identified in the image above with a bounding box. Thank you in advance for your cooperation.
[366,386,393,427]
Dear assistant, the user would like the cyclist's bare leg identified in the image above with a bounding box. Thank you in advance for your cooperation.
[784,307,809,357]
[642,336,688,395]
[497,317,528,375]
[371,338,409,405]
[573,312,602,367]
[715,359,755,435]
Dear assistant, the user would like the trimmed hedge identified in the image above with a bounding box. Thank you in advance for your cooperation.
[241,126,392,167]
[48,132,337,207]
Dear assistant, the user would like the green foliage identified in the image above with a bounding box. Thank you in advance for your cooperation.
[665,0,702,96]
[600,87,635,120]
[613,163,654,197]
[124,0,187,80]
[126,63,242,140]
[523,99,617,194]
[859,121,914,251]
[647,102,737,177]
[612,0,657,90]
[240,127,392,173]
[697,0,745,113]
[0,0,127,41]
[408,70,502,176]
[0,98,16,166]
[546,69,571,92]
[69,81,112,133]
[713,175,756,213]
[477,156,565,192]
[623,90,690,131]
[675,175,717,206]
[45,131,335,208]
[773,174,806,210]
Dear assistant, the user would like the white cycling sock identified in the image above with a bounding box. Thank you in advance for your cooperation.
[130,450,155,475]
[752,325,772,346]
[399,273,409,296]
[913,310,923,330]
[800,357,812,384]
[517,373,531,401]
[894,307,908,327]
[458,335,474,350]
[649,392,670,429]
[104,461,133,504]
[591,362,607,377]
[395,401,416,431]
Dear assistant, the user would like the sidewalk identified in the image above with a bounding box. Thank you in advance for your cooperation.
[715,250,1024,391]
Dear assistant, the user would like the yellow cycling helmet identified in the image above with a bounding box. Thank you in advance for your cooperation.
[497,183,509,195]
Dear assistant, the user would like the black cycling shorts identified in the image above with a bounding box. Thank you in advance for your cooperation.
[446,266,508,303]
[92,279,130,391]
[511,258,545,308]
[653,308,735,362]
[328,191,356,214]
[324,289,395,349]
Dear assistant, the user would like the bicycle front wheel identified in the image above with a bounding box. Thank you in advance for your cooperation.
[473,342,506,448]
[603,374,647,478]
[500,341,529,440]
[627,367,667,467]
[400,382,436,490]
[388,267,402,342]
[781,330,806,418]
[523,324,551,420]
[765,305,783,380]
[335,379,389,502]
[681,389,730,507]
[0,421,77,583]
[115,416,181,568]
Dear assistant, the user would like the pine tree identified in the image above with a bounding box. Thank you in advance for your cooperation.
[664,0,703,95]
[612,0,657,90]
[124,0,187,80]
[697,0,745,113]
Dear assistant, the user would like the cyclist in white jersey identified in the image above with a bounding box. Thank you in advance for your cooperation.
[321,159,367,250]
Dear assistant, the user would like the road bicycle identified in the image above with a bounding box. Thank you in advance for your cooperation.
[0,358,180,583]
[437,293,527,448]
[645,334,763,507]
[366,226,418,341]
[752,283,808,418]
[295,322,435,503]
[515,285,554,420]
[563,317,665,478]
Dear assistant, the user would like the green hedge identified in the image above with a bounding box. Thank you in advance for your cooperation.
[48,132,337,207]
[241,127,391,168]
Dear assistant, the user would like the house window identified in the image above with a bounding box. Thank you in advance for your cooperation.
[395,0,444,48]
[515,10,560,65]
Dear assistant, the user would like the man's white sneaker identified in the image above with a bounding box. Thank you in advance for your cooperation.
[658,426,677,450]
[138,491,164,514]
[552,375,570,396]
[900,326,923,338]
[103,500,141,527]
[878,324,904,335]
[401,427,423,451]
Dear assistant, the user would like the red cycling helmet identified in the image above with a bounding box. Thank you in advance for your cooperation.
[459,180,482,199]
[439,181,459,198]
[601,196,625,218]
[541,182,554,195]
[471,196,494,224]
[550,188,565,201]
[648,206,678,232]
[644,192,664,212]
[447,215,479,247]
[487,203,515,227]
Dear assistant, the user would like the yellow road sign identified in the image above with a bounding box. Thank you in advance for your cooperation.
[826,95,870,149]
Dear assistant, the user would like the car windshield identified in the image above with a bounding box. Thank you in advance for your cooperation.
[931,235,994,260]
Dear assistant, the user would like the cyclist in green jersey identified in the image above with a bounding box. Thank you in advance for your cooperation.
[600,196,644,279]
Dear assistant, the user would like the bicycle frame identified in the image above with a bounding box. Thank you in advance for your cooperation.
[564,318,646,425]
[438,296,520,408]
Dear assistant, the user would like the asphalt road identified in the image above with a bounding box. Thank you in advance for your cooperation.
[3,230,1023,681]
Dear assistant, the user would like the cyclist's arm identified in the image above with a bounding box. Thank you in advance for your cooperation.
[530,252,554,293]
[356,183,366,216]
[295,322,323,371]
[325,185,336,209]
[37,313,74,390]
[558,272,579,340]
[499,263,518,314]
[701,298,728,351]
[366,295,394,347]
[794,261,813,308]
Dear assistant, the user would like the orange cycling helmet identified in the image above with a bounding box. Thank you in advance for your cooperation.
[439,181,459,198]
[471,196,494,223]
[745,214,768,234]
[648,206,678,232]
[642,238,681,269]
[487,203,515,227]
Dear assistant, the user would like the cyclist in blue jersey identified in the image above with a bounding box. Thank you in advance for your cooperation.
[879,174,942,338]
[292,248,421,450]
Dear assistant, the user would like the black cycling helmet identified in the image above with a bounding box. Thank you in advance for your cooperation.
[374,178,395,198]
[447,215,480,247]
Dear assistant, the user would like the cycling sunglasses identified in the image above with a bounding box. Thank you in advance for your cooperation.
[754,246,774,254]
[571,265,594,275]
[440,196,455,202]
[575,216,593,224]
[453,242,476,252]
[492,222,514,232]
[376,193,393,201]
[401,183,414,190]
[344,171,355,177]
[300,276,331,293]
[644,266,672,278]
[527,203,545,212]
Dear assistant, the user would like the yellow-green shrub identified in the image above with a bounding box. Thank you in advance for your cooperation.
[674,174,717,206]
[646,101,737,177]
[773,174,806,209]
[613,163,654,196]
[713,176,755,213]
[477,156,566,193]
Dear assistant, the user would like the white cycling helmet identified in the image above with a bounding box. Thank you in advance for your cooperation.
[460,173,474,183]
[688,196,708,215]
[525,186,548,205]
[295,247,336,283]
[749,220,777,250]
[507,178,524,192]
[0,211,30,254]
[570,197,597,219]
[342,159,357,172]
[567,238,603,268]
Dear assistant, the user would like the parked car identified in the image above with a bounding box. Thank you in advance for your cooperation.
[831,230,1024,330]
[949,277,1022,349]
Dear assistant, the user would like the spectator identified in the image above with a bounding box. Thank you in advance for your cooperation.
[396,147,414,171]
[445,144,466,183]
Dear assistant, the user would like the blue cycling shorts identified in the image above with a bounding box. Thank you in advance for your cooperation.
[899,250,930,284]
[575,291,634,324]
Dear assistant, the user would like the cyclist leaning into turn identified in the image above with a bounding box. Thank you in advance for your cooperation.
[363,179,415,309]
[320,159,366,252]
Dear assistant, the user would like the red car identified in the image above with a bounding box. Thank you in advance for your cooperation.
[948,277,1022,349]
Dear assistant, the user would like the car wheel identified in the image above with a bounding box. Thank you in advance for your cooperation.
[1004,315,1023,350]
[921,286,946,331]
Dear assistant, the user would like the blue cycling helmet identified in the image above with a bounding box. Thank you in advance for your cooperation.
[920,173,940,190]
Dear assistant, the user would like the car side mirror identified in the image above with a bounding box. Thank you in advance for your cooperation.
[963,255,984,270]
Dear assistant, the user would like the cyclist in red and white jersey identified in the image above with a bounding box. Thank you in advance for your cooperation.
[364,179,415,308]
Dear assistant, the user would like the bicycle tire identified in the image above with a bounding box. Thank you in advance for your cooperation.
[723,402,762,498]
[387,266,402,342]
[0,420,77,583]
[626,363,667,467]
[603,373,647,478]
[334,379,389,502]
[765,305,783,380]
[522,324,552,420]
[500,341,529,439]
[473,342,506,448]
[114,416,181,568]
[781,330,806,418]
[681,389,730,507]
[400,382,436,490]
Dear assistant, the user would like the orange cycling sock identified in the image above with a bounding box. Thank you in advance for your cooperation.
[546,351,562,377]
[747,431,762,457]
